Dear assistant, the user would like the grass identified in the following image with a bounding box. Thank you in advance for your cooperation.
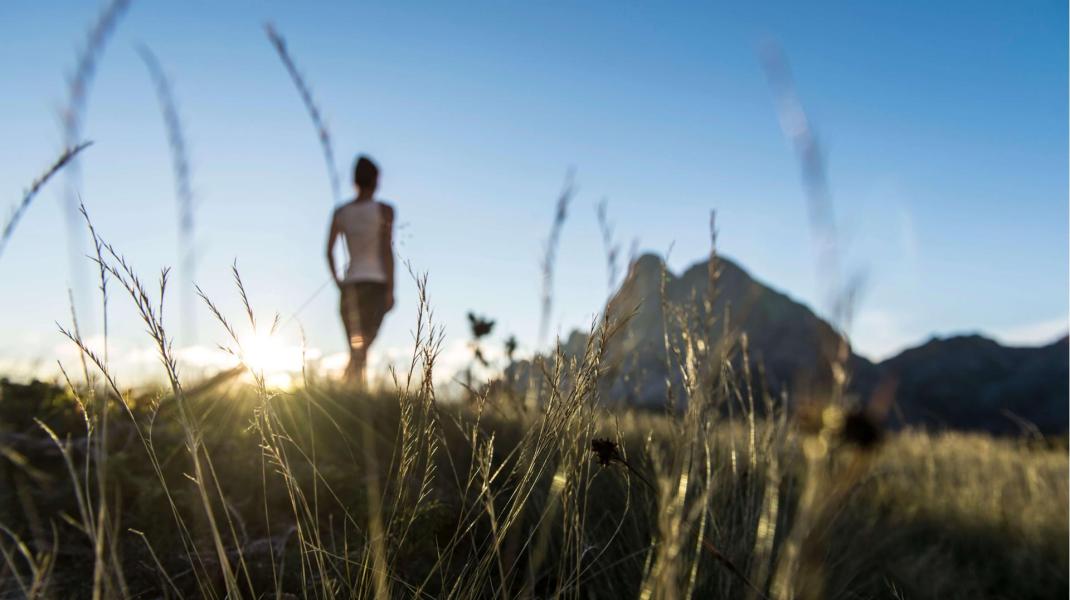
[0,375,1066,598]
[1,10,1065,598]
[0,228,1065,598]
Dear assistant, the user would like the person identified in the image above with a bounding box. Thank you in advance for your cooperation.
[326,155,395,386]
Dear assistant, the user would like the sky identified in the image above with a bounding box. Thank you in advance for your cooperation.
[0,1,1066,386]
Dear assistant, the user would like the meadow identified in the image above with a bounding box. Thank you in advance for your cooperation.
[1,5,1067,597]
[0,249,1066,599]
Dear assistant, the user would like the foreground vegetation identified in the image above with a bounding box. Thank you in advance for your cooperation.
[0,215,1067,598]
[1,4,1064,598]
[0,199,1065,599]
[1,336,1066,598]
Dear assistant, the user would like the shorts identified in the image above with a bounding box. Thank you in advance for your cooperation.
[339,281,387,350]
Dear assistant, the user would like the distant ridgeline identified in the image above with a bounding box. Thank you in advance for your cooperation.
[511,253,1068,435]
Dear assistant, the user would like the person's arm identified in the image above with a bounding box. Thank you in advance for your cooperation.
[326,211,342,286]
[380,203,395,311]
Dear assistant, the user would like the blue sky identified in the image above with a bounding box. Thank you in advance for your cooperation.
[0,1,1066,382]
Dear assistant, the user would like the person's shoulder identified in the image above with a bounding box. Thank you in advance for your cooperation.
[333,199,357,214]
[376,200,395,219]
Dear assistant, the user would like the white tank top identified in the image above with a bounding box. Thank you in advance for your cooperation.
[335,200,387,283]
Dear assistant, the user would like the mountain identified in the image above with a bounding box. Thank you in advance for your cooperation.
[591,253,876,408]
[879,333,1068,434]
[528,253,1067,434]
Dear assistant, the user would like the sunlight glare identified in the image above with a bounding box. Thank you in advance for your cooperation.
[239,331,303,390]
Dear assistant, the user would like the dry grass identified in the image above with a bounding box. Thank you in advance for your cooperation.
[1,15,1065,600]
[0,142,91,261]
[1,371,1065,598]
[137,45,198,347]
[0,209,1065,599]
[60,0,134,312]
[265,22,342,205]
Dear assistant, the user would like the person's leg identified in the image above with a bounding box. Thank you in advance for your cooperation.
[339,284,366,385]
[354,283,387,386]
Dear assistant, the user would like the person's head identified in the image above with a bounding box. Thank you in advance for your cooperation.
[353,155,379,194]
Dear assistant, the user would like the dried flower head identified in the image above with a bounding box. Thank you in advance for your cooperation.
[467,312,495,339]
[842,408,883,449]
[590,438,621,467]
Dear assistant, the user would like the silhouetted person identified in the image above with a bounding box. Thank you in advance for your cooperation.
[327,156,395,386]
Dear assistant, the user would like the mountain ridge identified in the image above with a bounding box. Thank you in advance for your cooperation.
[538,252,1067,434]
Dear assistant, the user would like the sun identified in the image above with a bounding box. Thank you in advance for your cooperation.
[238,331,302,389]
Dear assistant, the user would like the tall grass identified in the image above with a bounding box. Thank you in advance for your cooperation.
[0,142,91,261]
[538,168,576,346]
[595,198,623,299]
[137,45,198,347]
[265,23,342,205]
[2,198,1064,598]
[0,22,1066,600]
[60,0,135,321]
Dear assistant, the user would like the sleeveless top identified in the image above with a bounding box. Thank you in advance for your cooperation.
[334,199,388,283]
